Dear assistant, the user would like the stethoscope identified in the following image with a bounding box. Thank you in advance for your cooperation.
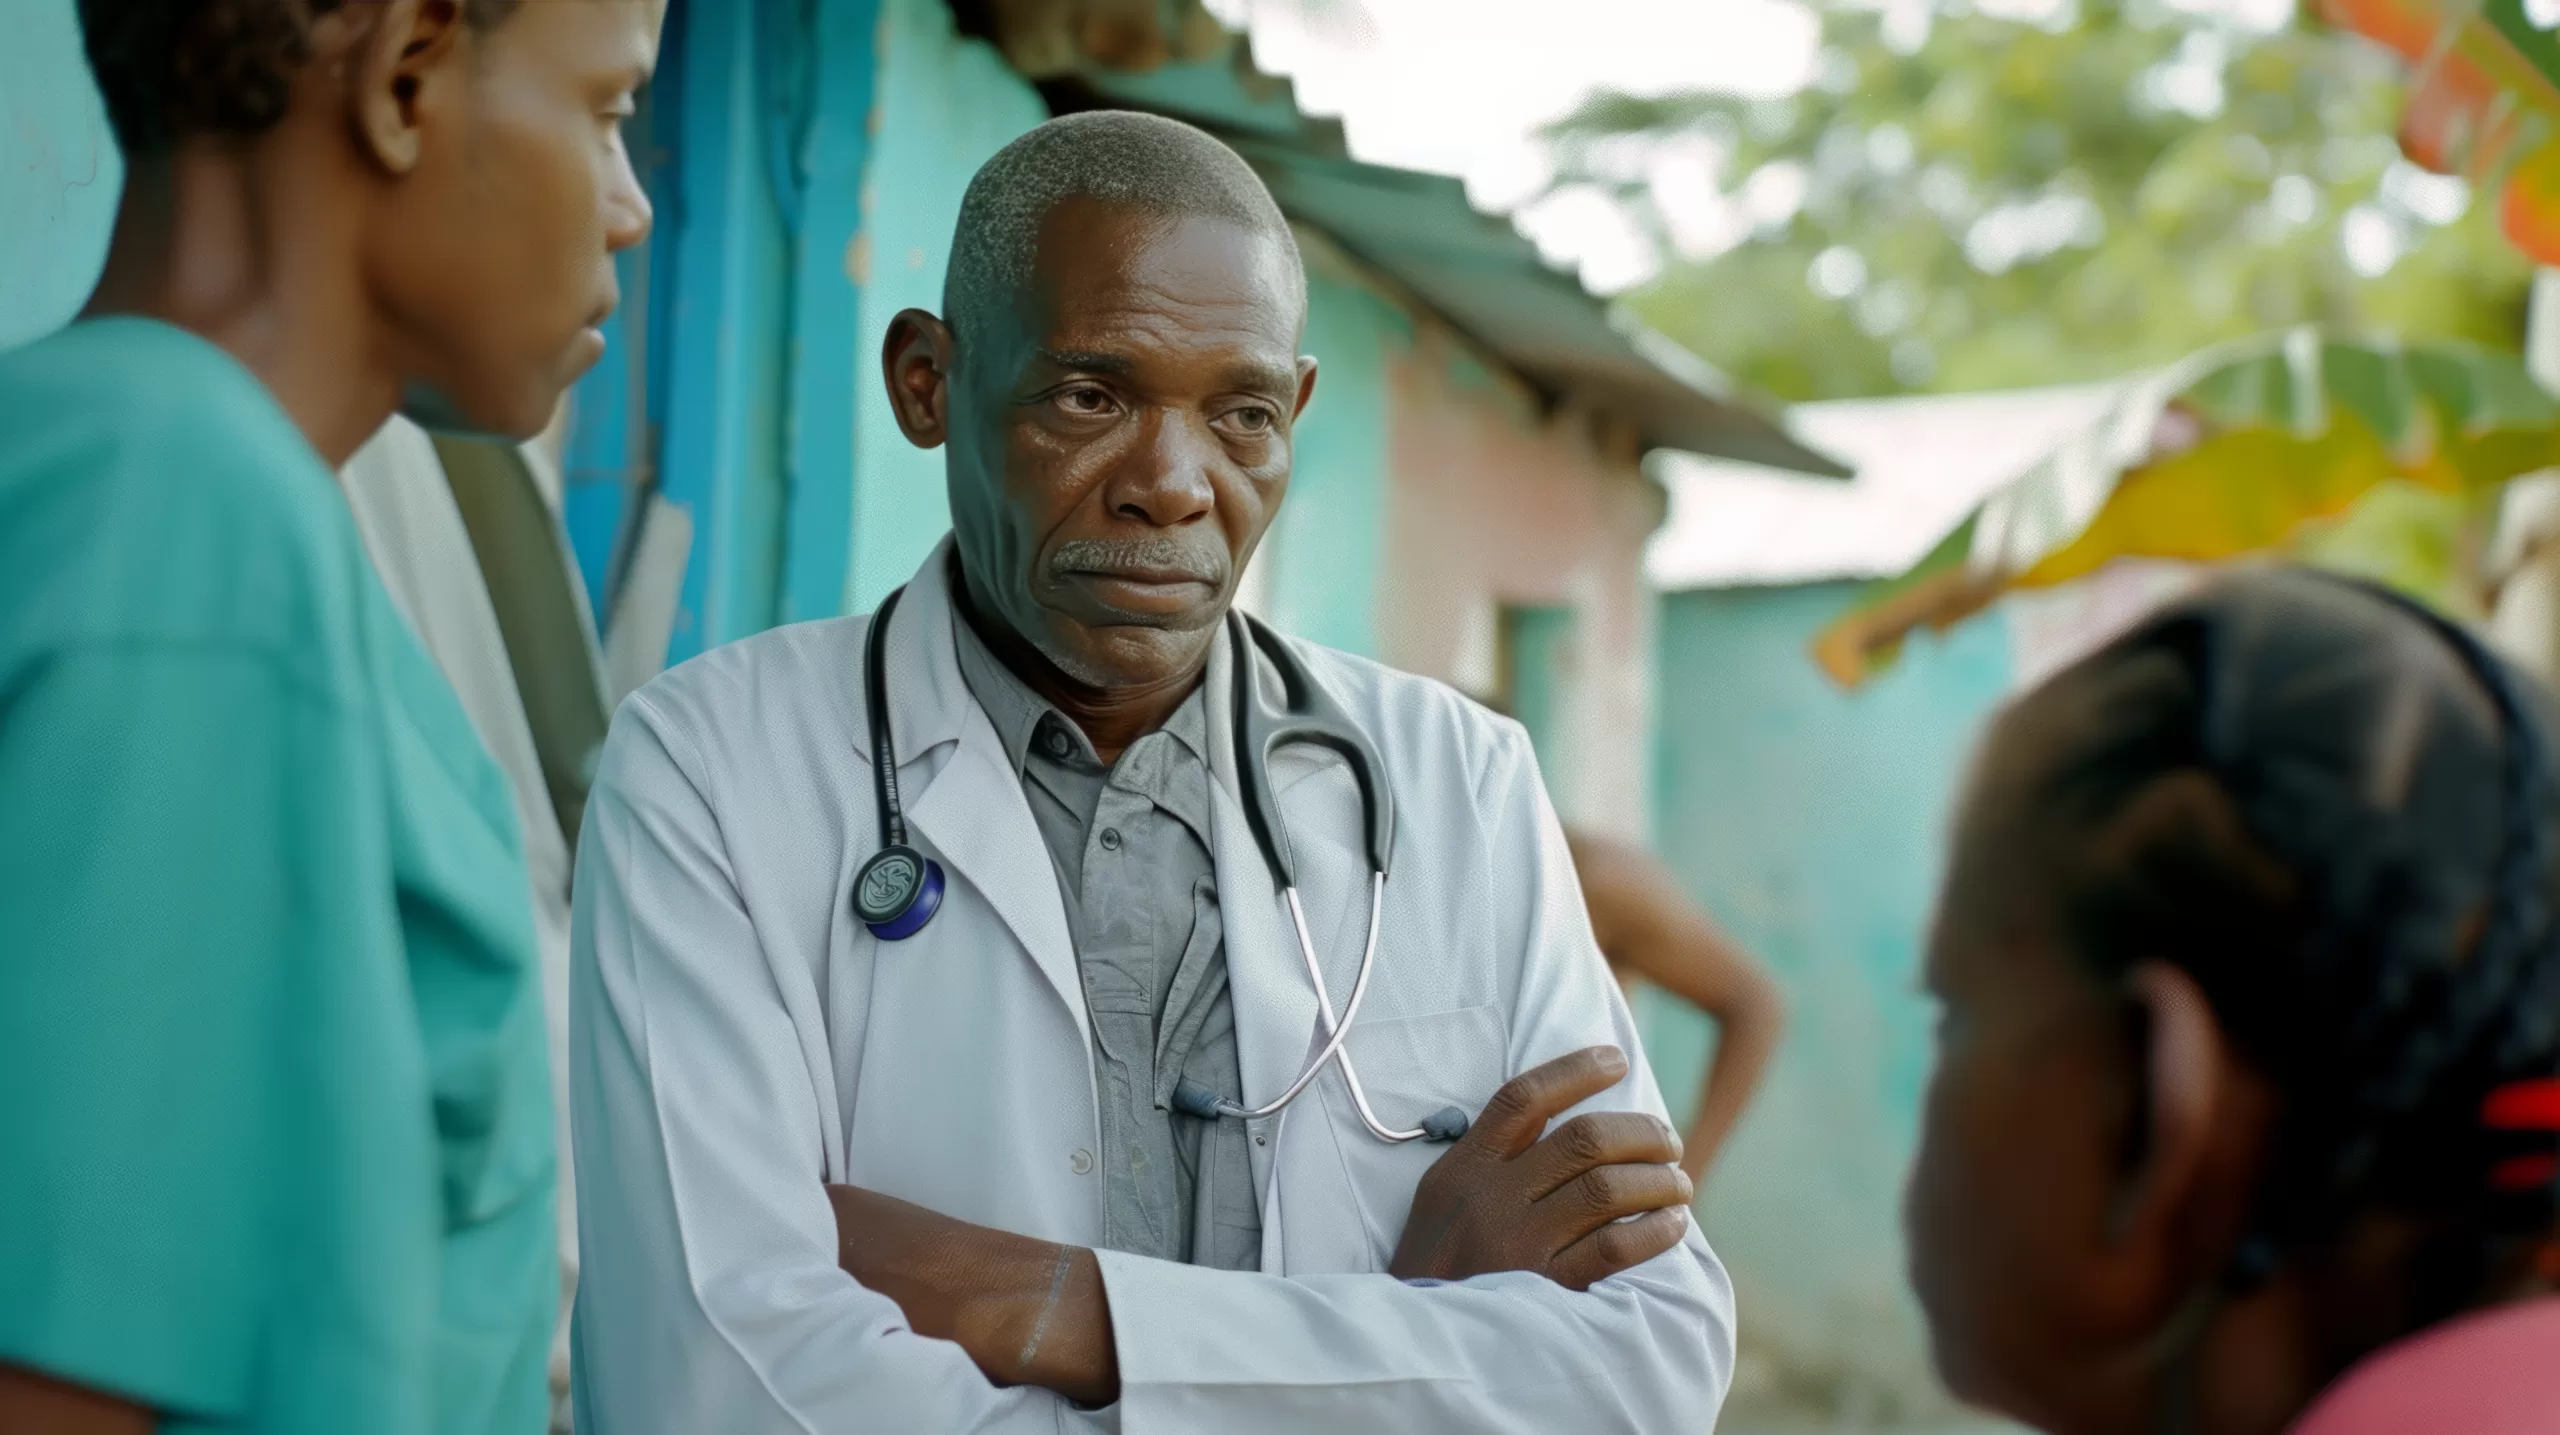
[851,585,1470,1145]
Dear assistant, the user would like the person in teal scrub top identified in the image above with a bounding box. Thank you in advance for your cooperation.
[0,2,660,1431]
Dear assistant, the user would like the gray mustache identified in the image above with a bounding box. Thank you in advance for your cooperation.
[1049,538,1227,585]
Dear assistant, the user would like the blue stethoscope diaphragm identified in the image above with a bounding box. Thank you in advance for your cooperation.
[853,843,944,941]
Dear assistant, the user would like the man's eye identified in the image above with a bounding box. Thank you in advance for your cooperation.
[1055,388,1114,416]
[1225,407,1275,434]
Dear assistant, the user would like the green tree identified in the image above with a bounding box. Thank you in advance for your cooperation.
[1546,0,2533,402]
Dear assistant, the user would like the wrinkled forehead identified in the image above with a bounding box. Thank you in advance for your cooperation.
[1009,200,1305,361]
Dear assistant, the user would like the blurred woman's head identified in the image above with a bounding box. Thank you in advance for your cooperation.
[1908,568,2560,1435]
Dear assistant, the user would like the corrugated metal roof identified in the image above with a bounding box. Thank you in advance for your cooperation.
[1007,16,1844,475]
[1646,384,2131,591]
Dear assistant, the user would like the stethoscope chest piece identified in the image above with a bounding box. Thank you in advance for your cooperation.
[855,843,944,941]
[857,585,946,942]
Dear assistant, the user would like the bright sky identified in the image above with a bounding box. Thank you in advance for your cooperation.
[1207,0,2324,294]
[1204,0,1825,292]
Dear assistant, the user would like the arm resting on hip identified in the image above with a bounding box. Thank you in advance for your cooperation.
[1566,828,1786,1184]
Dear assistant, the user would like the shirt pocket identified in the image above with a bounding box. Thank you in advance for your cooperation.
[1322,1002,1508,1268]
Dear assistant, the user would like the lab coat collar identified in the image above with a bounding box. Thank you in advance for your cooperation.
[884,540,1087,1056]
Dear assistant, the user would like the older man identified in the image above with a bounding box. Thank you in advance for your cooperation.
[569,112,1734,1433]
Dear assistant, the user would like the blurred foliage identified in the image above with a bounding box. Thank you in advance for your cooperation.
[1809,330,2559,684]
[1544,0,2536,402]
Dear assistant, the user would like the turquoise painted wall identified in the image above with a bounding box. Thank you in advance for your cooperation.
[562,0,886,647]
[842,0,1050,611]
[778,0,887,624]
[653,0,798,659]
[2,0,117,352]
[1260,260,1404,658]
[1646,584,2012,1426]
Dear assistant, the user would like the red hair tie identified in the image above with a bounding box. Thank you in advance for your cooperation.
[2482,1078,2560,1193]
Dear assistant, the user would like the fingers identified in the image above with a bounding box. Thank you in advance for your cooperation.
[1547,1206,1691,1293]
[1516,1111,1683,1199]
[1466,1045,1629,1158]
[1538,1159,1694,1252]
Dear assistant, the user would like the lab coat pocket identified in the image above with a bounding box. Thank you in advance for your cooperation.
[1326,1002,1507,1268]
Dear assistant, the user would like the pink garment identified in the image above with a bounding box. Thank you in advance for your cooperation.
[2290,1297,2560,1435]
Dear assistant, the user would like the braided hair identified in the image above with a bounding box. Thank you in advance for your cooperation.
[2007,567,2560,1325]
[79,0,523,155]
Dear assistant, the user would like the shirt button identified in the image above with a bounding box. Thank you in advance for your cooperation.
[1069,1148,1094,1175]
[1098,827,1123,851]
[1045,729,1074,758]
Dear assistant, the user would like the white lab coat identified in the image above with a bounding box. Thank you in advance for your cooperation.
[568,539,1737,1434]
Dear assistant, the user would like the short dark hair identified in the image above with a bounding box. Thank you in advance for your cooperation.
[80,0,521,155]
[1998,568,2560,1323]
[942,110,1302,350]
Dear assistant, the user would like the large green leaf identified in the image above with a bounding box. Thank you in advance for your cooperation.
[1812,329,2560,686]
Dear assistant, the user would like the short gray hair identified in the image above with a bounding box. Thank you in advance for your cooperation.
[942,111,1303,348]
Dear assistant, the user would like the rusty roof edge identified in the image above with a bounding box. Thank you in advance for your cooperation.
[1003,1,1844,474]
[1612,320,1852,477]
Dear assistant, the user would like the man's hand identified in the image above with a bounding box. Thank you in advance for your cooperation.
[1390,1045,1695,1290]
[827,1185,1118,1407]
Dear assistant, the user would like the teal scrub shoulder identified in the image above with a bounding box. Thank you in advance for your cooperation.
[0,319,374,686]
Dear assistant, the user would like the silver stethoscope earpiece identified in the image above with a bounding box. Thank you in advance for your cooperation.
[852,590,1468,1144]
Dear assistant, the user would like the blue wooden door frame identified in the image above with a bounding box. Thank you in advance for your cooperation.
[562,0,883,662]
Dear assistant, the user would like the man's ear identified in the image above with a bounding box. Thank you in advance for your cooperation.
[882,309,956,450]
[342,0,467,176]
[2098,961,2272,1310]
[1292,356,1319,423]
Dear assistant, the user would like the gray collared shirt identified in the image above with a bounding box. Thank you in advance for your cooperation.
[950,614,1262,1271]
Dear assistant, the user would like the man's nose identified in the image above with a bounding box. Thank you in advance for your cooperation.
[1110,412,1218,527]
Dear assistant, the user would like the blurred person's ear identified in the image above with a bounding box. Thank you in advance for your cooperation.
[2091,960,2275,1332]
[344,0,467,176]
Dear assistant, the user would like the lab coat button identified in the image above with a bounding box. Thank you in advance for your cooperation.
[1098,827,1123,851]
[1069,1148,1094,1175]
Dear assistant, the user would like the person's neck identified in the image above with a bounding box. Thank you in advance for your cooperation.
[954,567,1207,766]
[2174,1281,2326,1435]
[2069,1272,2354,1435]
[80,140,398,468]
